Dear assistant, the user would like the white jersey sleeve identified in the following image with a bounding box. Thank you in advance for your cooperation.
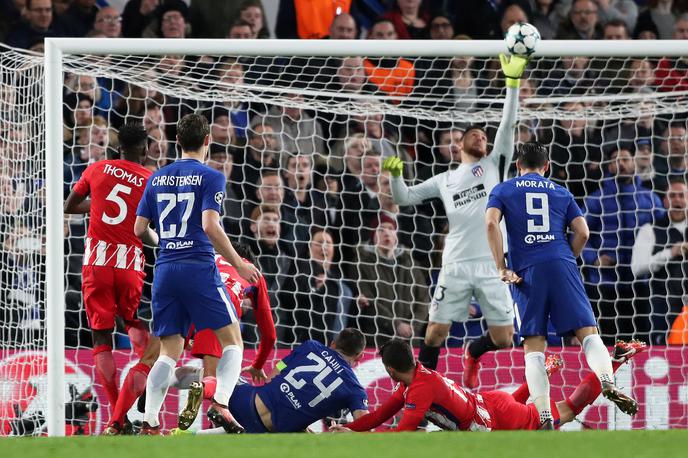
[488,86,519,179]
[390,174,441,206]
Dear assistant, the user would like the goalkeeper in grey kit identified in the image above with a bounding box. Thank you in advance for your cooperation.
[382,55,528,388]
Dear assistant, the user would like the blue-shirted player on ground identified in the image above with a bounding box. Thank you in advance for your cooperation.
[485,142,638,429]
[134,113,260,435]
[172,328,370,435]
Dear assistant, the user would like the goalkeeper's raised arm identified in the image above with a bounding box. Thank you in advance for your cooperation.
[382,54,528,391]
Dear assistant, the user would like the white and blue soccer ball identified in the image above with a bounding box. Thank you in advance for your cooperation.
[505,22,540,57]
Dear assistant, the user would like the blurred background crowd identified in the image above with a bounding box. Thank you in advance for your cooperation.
[0,0,687,351]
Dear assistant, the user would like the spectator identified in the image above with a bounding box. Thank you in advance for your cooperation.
[556,0,603,39]
[214,59,249,139]
[549,101,602,202]
[592,0,638,32]
[144,125,168,171]
[418,127,463,181]
[140,0,190,38]
[654,15,688,92]
[206,144,242,236]
[454,0,504,39]
[226,18,253,38]
[282,153,327,248]
[381,0,431,39]
[239,1,269,38]
[241,205,294,294]
[5,0,67,49]
[92,7,122,38]
[636,0,678,40]
[539,56,597,96]
[631,178,688,344]
[347,213,429,346]
[59,0,97,37]
[528,0,561,39]
[624,58,656,94]
[263,93,325,158]
[603,18,630,39]
[363,19,416,100]
[278,229,348,344]
[327,13,358,39]
[654,123,688,193]
[582,147,665,342]
[122,0,160,38]
[208,107,236,150]
[189,0,244,39]
[276,0,352,39]
[428,13,454,39]
[500,4,529,35]
[635,138,656,190]
[236,123,280,204]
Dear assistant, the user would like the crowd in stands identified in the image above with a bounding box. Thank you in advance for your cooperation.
[1,0,687,350]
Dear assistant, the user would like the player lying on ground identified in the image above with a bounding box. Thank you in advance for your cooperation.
[485,142,638,428]
[134,113,260,435]
[172,328,369,434]
[103,244,275,434]
[330,339,644,433]
[382,54,529,389]
[64,122,161,425]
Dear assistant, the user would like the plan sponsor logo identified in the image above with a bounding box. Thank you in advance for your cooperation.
[165,240,194,250]
[524,234,555,244]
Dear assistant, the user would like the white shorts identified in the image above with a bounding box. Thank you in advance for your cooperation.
[429,260,514,327]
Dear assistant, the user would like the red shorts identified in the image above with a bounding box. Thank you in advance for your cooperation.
[82,265,145,331]
[482,391,560,431]
[190,328,222,359]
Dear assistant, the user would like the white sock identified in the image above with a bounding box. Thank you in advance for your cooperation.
[143,355,175,427]
[213,345,242,406]
[582,334,614,385]
[169,366,203,390]
[524,351,551,421]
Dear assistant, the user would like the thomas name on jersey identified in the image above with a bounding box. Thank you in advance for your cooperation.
[150,175,203,187]
[102,163,146,187]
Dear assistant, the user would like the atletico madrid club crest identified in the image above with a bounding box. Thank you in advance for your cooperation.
[472,165,484,177]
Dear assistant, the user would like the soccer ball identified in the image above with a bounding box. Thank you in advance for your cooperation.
[505,22,540,57]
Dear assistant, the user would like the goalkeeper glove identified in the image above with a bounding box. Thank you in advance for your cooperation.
[382,156,404,178]
[499,53,528,89]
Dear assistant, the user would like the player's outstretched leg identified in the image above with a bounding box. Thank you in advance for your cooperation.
[558,340,646,423]
[577,330,639,415]
[206,324,244,433]
[103,337,160,435]
[141,335,184,435]
[511,354,563,404]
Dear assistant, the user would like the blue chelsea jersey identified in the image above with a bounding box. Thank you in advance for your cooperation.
[137,159,226,265]
[487,173,584,273]
[258,340,368,432]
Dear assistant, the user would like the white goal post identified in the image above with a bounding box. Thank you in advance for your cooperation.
[41,38,688,437]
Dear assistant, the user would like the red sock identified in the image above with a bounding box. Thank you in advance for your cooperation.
[564,360,623,415]
[126,323,150,359]
[110,363,150,426]
[93,345,118,408]
[511,382,530,404]
[202,376,217,400]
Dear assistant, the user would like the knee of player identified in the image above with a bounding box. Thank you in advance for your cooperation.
[492,335,514,348]
[425,324,450,345]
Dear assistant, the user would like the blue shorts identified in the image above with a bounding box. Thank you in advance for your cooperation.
[229,383,268,434]
[151,261,237,337]
[512,259,596,338]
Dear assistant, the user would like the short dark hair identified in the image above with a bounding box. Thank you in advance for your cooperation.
[233,241,256,264]
[118,122,147,158]
[334,328,366,358]
[230,19,253,30]
[605,19,629,34]
[177,113,209,151]
[518,142,549,169]
[259,169,281,184]
[379,339,415,372]
[463,124,486,136]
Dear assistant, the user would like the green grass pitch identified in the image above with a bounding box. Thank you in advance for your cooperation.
[5,431,686,458]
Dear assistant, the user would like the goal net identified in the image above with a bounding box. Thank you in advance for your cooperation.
[1,39,687,435]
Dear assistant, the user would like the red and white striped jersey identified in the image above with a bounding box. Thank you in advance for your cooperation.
[73,159,151,271]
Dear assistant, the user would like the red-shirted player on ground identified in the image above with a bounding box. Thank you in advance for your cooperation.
[331,339,644,433]
[103,243,276,434]
[174,244,277,431]
[64,123,160,426]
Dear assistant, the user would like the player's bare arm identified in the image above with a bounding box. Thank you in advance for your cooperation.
[64,189,91,214]
[485,207,521,284]
[133,214,158,246]
[201,208,260,283]
[569,216,590,258]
